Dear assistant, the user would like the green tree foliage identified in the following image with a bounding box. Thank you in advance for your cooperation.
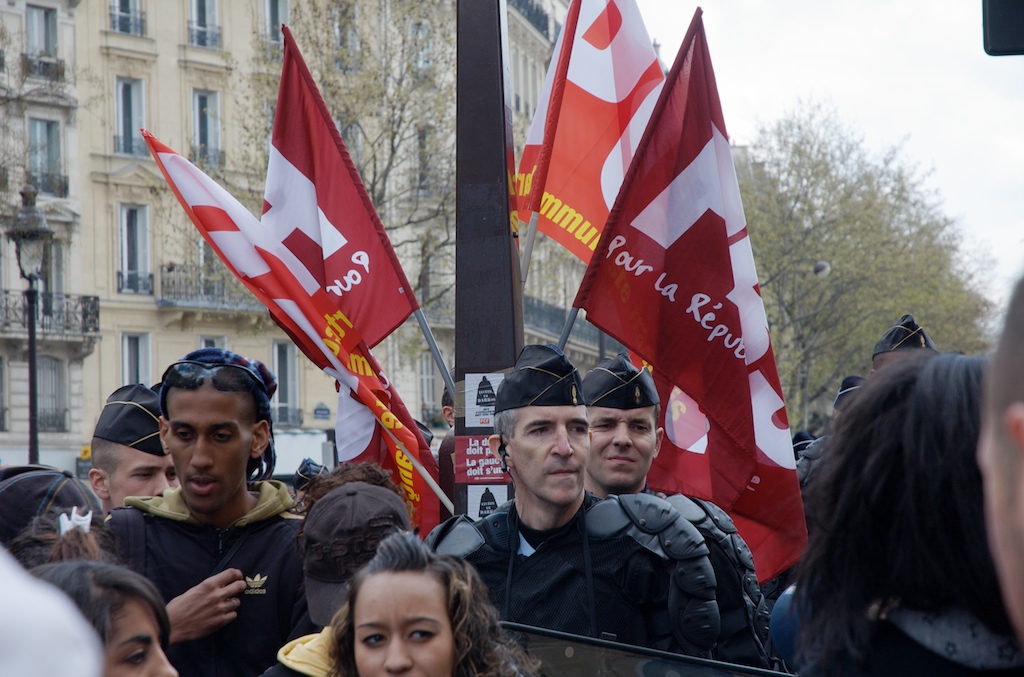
[739,102,993,432]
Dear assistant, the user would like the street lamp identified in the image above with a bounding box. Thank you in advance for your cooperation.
[6,186,53,465]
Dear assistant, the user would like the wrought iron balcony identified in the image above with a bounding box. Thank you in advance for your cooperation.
[274,406,304,428]
[111,6,146,35]
[27,171,69,198]
[0,290,100,335]
[114,135,148,157]
[508,0,551,37]
[118,271,153,295]
[189,145,225,169]
[158,264,265,312]
[523,295,603,347]
[21,53,65,81]
[189,22,222,48]
[39,408,69,433]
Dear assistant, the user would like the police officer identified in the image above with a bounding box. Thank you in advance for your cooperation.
[582,353,775,668]
[428,344,720,658]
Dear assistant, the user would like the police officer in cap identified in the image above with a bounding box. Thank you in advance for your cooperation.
[871,313,937,375]
[582,353,775,668]
[428,344,721,658]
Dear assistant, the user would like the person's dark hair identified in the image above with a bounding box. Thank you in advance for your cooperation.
[795,352,1011,672]
[329,532,538,677]
[8,508,121,570]
[32,560,172,648]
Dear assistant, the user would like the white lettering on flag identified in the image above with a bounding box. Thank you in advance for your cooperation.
[569,0,657,104]
[749,370,796,469]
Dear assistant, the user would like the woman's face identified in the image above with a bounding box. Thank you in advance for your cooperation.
[104,598,177,677]
[353,571,455,677]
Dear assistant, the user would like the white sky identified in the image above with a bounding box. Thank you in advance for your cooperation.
[635,0,1024,309]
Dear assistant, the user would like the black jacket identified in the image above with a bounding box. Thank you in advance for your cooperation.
[110,481,313,677]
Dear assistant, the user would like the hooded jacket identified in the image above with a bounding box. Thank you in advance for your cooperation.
[111,481,312,677]
[261,629,333,677]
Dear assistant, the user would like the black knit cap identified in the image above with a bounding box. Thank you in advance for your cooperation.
[872,314,937,357]
[494,344,584,413]
[92,384,164,456]
[582,353,659,410]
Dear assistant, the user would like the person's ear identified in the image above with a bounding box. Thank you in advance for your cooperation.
[88,468,110,501]
[653,427,664,459]
[250,420,270,459]
[488,434,510,472]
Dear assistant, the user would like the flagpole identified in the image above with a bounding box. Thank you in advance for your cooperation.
[379,421,455,515]
[519,211,540,283]
[413,308,457,397]
[557,307,579,350]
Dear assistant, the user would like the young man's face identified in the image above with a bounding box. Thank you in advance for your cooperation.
[159,383,268,528]
[585,405,662,497]
[978,405,1024,640]
[489,404,590,530]
[90,446,178,513]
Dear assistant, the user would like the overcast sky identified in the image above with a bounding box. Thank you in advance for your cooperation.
[634,1,1024,310]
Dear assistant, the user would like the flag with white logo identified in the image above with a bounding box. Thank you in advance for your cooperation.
[144,78,440,531]
[267,26,419,348]
[515,0,665,261]
[576,10,805,581]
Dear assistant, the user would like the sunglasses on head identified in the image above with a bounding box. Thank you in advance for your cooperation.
[161,361,268,395]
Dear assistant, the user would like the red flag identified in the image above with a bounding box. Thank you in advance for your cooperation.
[263,26,419,348]
[143,131,440,533]
[576,10,805,581]
[515,0,664,261]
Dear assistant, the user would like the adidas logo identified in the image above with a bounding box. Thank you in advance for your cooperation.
[244,573,268,595]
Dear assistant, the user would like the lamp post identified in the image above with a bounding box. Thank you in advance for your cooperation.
[6,186,53,465]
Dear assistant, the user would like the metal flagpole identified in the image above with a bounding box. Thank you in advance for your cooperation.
[557,306,579,350]
[519,211,540,283]
[413,308,457,397]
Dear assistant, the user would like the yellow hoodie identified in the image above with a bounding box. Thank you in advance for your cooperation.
[276,627,334,677]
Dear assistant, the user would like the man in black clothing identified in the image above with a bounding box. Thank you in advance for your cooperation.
[582,353,775,668]
[428,344,721,658]
[110,348,310,677]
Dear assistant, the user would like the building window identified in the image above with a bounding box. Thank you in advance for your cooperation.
[333,2,360,72]
[512,47,521,113]
[340,120,360,159]
[119,204,152,294]
[191,90,223,169]
[266,0,289,43]
[416,125,435,194]
[24,5,63,80]
[115,77,145,156]
[110,0,146,36]
[272,340,301,427]
[28,118,66,197]
[38,356,67,432]
[0,358,6,432]
[122,333,151,385]
[411,20,433,77]
[419,352,438,424]
[190,0,221,48]
[199,336,226,349]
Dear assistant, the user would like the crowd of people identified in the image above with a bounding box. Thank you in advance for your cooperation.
[7,288,1024,676]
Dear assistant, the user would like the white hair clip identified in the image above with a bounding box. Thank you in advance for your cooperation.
[58,507,92,536]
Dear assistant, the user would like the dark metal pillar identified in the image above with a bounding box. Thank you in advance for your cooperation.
[26,280,39,465]
[453,0,521,515]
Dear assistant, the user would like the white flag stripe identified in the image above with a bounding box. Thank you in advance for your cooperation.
[264,146,350,258]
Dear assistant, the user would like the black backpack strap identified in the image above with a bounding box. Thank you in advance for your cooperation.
[108,506,146,574]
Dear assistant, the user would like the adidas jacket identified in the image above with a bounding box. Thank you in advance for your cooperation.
[110,481,313,677]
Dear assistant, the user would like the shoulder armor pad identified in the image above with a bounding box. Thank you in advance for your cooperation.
[615,492,679,533]
[584,496,635,539]
[588,494,708,561]
[425,515,486,558]
[694,498,737,533]
[662,493,707,524]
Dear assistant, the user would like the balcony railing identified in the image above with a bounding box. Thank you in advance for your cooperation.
[522,295,606,348]
[114,135,148,157]
[274,406,304,428]
[118,271,153,295]
[21,53,65,81]
[28,171,69,198]
[39,408,69,433]
[0,290,100,335]
[110,7,146,36]
[190,145,225,169]
[508,0,551,37]
[158,264,265,312]
[189,22,222,48]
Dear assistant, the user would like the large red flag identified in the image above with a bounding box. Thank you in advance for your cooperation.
[515,0,664,261]
[264,26,419,348]
[575,10,805,581]
[144,131,440,533]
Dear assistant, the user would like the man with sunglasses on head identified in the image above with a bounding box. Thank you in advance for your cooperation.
[109,348,311,677]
